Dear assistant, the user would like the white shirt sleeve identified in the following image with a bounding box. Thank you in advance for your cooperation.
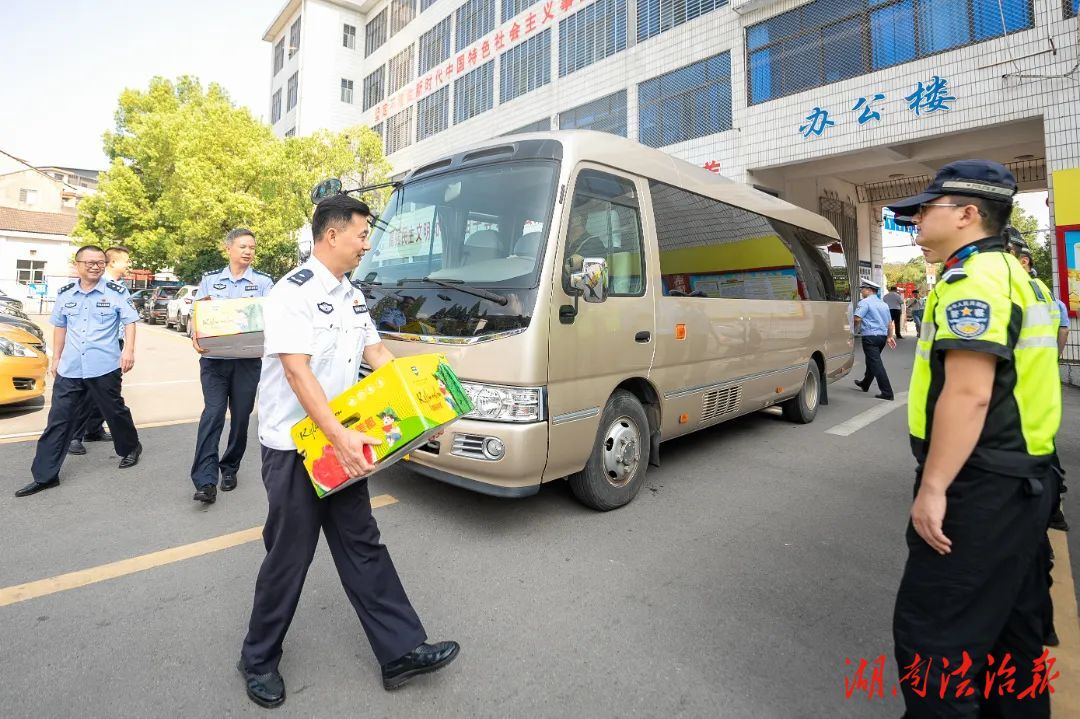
[263,285,315,357]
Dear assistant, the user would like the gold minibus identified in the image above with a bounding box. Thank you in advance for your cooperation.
[345,131,854,509]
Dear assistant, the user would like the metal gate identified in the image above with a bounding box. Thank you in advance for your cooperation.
[819,192,859,307]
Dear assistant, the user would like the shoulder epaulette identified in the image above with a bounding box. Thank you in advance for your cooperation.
[106,281,128,294]
[253,270,272,279]
[942,268,968,284]
[287,269,314,286]
[58,282,75,294]
[204,268,224,277]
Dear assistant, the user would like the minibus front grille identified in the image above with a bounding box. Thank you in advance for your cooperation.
[701,386,741,421]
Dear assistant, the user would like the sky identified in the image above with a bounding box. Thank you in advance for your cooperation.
[0,0,274,170]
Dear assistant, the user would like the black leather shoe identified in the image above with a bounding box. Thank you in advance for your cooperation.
[382,641,460,690]
[68,440,87,455]
[221,473,237,492]
[875,394,895,401]
[84,431,112,442]
[854,380,870,392]
[15,478,59,497]
[194,484,217,504]
[118,442,142,469]
[237,660,285,708]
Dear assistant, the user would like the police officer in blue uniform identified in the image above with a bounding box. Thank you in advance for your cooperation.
[16,245,143,497]
[190,228,274,504]
[853,278,898,400]
[238,194,458,708]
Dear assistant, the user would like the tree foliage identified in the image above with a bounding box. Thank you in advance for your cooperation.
[74,76,390,281]
[1009,203,1052,282]
[884,256,928,289]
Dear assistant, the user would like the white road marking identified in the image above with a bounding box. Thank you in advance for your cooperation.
[825,392,909,436]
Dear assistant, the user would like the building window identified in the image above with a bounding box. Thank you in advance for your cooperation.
[285,127,296,137]
[417,86,450,141]
[504,117,551,135]
[372,122,385,140]
[386,106,414,154]
[500,29,551,103]
[392,0,417,35]
[366,9,388,57]
[287,72,299,111]
[456,0,495,51]
[650,180,844,301]
[271,89,282,122]
[18,189,38,206]
[502,0,532,18]
[747,0,1034,105]
[344,23,357,49]
[289,17,302,58]
[16,260,46,285]
[639,52,731,148]
[363,66,386,110]
[559,90,628,136]
[1068,0,1079,18]
[388,45,415,94]
[420,16,452,73]
[274,38,285,74]
[454,60,494,123]
[637,0,727,43]
[422,0,440,10]
[559,0,627,77]
[341,78,355,103]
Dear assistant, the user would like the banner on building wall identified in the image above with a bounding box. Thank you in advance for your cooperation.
[1053,169,1080,317]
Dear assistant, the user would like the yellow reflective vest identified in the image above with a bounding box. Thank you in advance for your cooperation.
[909,240,1061,474]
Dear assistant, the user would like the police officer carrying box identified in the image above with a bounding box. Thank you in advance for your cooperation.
[238,193,458,708]
[15,245,143,498]
[189,228,273,505]
[887,161,1061,717]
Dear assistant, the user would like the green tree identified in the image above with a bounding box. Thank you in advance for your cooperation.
[74,76,390,281]
[884,256,928,289]
[1009,204,1052,281]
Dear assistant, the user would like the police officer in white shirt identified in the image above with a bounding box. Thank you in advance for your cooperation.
[238,193,459,709]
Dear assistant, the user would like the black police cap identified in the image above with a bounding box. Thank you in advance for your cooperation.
[886,160,1017,226]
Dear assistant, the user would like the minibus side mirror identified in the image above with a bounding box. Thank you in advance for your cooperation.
[569,257,608,304]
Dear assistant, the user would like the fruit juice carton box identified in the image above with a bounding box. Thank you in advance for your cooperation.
[191,298,265,358]
[290,353,474,498]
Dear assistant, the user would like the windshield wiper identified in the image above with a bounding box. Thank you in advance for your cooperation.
[395,277,509,306]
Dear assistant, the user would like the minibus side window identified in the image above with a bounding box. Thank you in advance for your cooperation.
[562,170,645,297]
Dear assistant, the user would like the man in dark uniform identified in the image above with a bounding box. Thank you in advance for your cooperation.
[887,161,1061,717]
[189,228,273,505]
[68,245,132,455]
[238,194,458,708]
[15,245,143,497]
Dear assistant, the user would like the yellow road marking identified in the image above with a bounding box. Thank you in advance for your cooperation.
[1050,530,1080,716]
[0,417,202,444]
[0,494,398,607]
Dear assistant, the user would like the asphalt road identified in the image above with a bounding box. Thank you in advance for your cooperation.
[1,325,1078,718]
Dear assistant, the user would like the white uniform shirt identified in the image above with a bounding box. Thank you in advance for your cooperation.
[257,256,381,451]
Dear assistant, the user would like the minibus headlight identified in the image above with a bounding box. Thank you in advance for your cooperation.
[460,382,545,422]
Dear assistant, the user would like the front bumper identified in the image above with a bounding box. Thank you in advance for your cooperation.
[0,356,47,405]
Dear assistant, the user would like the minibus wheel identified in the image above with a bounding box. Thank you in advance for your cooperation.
[569,390,650,510]
[782,361,821,424]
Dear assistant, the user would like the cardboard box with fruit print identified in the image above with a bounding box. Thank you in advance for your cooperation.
[290,353,474,498]
[191,297,265,358]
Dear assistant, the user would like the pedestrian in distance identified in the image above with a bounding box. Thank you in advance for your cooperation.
[189,228,273,505]
[888,160,1061,718]
[15,245,142,498]
[853,278,897,400]
[68,245,133,455]
[238,193,458,709]
[882,284,905,338]
[906,289,925,337]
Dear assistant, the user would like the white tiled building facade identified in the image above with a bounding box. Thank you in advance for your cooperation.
[266,0,1080,361]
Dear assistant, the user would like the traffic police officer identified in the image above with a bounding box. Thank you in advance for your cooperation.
[16,245,143,498]
[887,161,1061,717]
[189,228,273,504]
[238,193,458,708]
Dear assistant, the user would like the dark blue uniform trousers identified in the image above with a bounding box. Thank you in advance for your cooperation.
[31,370,140,484]
[893,465,1053,718]
[241,446,426,673]
[190,357,260,488]
[860,335,894,397]
[73,338,124,441]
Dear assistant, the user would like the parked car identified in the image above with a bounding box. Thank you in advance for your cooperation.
[0,313,45,343]
[0,302,30,320]
[142,285,181,324]
[165,285,200,334]
[0,323,47,406]
[0,292,24,311]
[128,289,152,315]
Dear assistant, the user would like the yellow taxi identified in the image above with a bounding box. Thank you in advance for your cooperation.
[0,323,47,405]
